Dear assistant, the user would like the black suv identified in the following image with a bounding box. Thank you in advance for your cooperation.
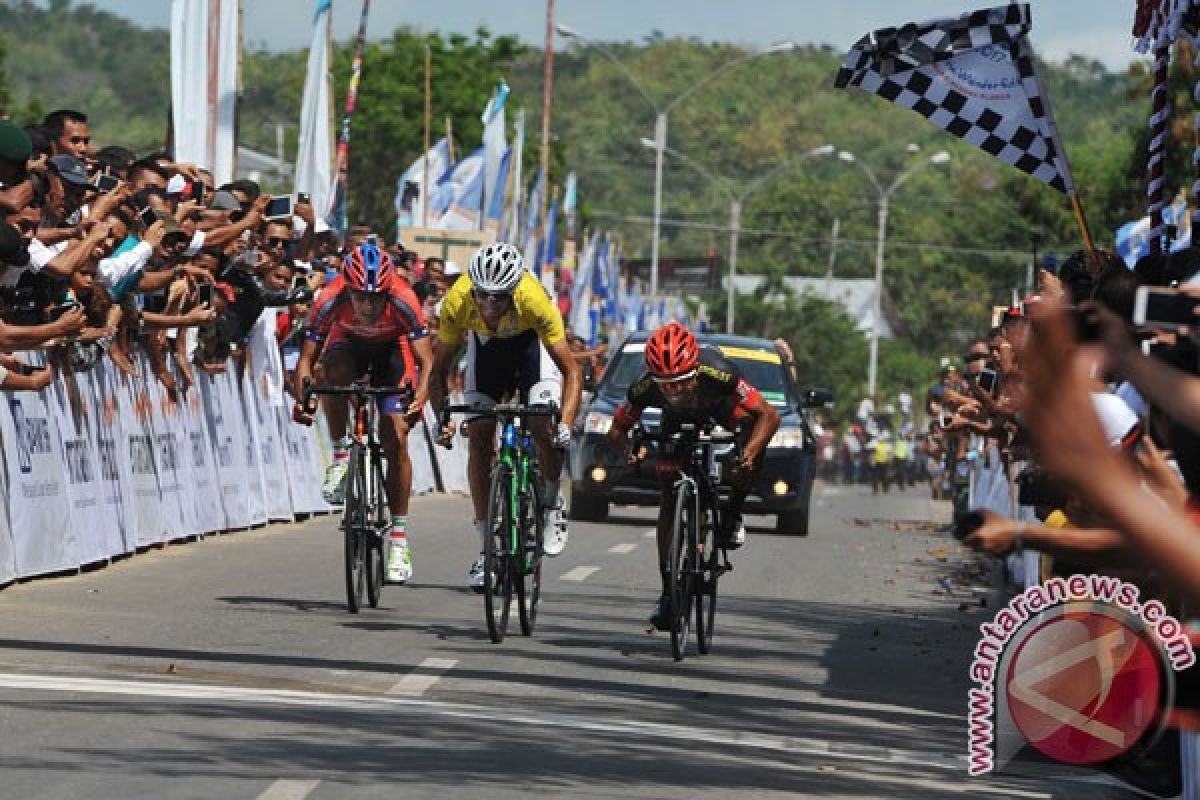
[567,332,833,535]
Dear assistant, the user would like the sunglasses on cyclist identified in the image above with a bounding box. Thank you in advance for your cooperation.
[651,369,698,386]
[473,289,512,304]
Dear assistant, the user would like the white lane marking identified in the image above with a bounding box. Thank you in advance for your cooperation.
[818,486,845,497]
[387,657,457,697]
[255,779,320,800]
[0,671,1105,791]
[608,543,637,554]
[561,566,599,581]
[643,530,656,539]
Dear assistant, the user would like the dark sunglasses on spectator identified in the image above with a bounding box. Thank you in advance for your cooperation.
[266,237,291,248]
[472,288,511,304]
[964,352,989,363]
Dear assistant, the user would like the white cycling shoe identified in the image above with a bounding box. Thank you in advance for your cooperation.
[543,498,568,557]
[467,554,487,592]
[385,538,413,584]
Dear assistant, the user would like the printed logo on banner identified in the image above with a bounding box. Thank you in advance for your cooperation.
[63,439,94,484]
[191,431,207,469]
[97,437,118,482]
[156,433,179,472]
[128,434,155,475]
[7,395,51,475]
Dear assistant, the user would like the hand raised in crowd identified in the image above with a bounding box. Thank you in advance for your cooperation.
[1021,298,1120,490]
[142,219,167,251]
[962,509,1022,556]
[52,305,87,338]
[26,363,54,392]
[294,195,314,227]
[183,303,217,327]
[88,180,127,220]
[248,193,272,220]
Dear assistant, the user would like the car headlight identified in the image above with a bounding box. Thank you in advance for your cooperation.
[769,427,804,449]
[583,411,613,434]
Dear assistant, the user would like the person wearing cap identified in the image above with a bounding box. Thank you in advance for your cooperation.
[0,119,38,214]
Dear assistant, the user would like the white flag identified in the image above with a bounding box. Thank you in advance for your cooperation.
[295,0,335,221]
[170,0,240,185]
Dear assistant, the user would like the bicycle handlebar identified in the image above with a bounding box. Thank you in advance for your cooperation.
[302,377,415,408]
[630,423,740,446]
[437,403,562,449]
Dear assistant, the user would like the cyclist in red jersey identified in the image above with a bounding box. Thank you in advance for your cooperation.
[292,241,432,584]
[605,322,779,630]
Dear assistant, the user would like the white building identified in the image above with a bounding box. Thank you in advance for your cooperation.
[726,275,895,339]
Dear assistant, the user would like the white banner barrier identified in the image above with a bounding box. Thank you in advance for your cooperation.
[0,342,480,587]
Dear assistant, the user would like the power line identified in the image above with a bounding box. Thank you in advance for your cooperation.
[588,208,1059,259]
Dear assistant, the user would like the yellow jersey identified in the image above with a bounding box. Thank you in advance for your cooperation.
[437,271,566,348]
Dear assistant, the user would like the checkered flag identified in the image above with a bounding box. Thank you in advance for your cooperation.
[835,3,1074,194]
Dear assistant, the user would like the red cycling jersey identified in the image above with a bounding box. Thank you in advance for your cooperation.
[306,274,428,348]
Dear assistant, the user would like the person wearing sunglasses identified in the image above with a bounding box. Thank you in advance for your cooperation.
[603,321,780,631]
[429,241,582,591]
[293,241,433,585]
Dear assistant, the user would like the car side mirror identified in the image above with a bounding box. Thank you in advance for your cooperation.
[802,387,834,409]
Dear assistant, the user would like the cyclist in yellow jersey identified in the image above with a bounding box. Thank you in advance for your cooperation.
[430,242,582,590]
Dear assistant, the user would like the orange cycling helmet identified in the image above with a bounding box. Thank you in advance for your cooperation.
[645,321,699,380]
[342,242,395,293]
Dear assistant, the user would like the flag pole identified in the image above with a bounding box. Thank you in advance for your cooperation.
[332,0,371,233]
[445,115,455,163]
[539,0,556,235]
[1069,192,1095,253]
[422,43,432,227]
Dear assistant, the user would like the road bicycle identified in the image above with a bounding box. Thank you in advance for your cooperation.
[440,402,560,643]
[305,378,412,613]
[632,422,738,661]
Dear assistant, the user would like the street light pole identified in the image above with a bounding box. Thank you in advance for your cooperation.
[868,194,888,399]
[838,149,950,399]
[556,24,796,305]
[727,198,740,333]
[650,112,666,300]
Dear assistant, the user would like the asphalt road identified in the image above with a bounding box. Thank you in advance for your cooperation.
[0,481,1141,799]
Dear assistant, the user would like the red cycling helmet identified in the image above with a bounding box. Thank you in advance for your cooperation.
[645,321,699,380]
[342,242,395,293]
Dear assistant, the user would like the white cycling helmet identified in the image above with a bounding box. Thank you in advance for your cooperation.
[468,242,524,293]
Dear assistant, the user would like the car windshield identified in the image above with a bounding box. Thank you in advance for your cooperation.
[600,343,794,407]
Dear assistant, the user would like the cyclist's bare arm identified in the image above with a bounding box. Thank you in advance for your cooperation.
[293,337,320,400]
[544,337,582,428]
[739,392,780,468]
[406,335,435,421]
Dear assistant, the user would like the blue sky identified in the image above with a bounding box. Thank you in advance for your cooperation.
[78,0,1144,71]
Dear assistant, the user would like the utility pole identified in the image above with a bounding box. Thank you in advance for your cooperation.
[539,0,556,234]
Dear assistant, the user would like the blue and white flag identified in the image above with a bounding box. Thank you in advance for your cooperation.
[481,82,509,225]
[485,146,512,227]
[539,197,558,293]
[431,147,485,230]
[508,109,525,237]
[395,137,451,230]
[570,231,601,337]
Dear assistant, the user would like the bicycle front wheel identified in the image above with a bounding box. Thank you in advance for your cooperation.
[342,449,367,614]
[695,506,718,655]
[668,482,697,661]
[517,476,544,636]
[484,465,515,643]
[365,453,386,609]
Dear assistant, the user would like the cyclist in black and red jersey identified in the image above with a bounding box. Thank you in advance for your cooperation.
[605,321,780,630]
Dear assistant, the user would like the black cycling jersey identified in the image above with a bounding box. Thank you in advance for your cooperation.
[614,347,761,431]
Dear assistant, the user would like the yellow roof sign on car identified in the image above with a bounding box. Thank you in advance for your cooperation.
[718,345,781,364]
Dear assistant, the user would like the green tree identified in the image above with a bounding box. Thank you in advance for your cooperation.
[331,27,525,232]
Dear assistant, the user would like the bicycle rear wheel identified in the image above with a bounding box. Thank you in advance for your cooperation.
[484,465,514,643]
[695,505,718,655]
[365,453,386,608]
[342,449,367,613]
[517,476,544,636]
[668,482,697,661]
